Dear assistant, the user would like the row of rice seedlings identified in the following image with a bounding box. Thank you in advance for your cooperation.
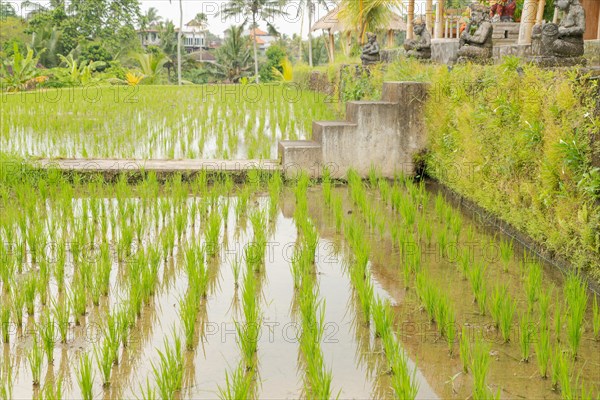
[336,180,420,399]
[3,85,335,159]
[414,272,456,355]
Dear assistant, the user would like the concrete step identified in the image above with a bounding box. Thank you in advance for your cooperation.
[312,121,357,144]
[345,101,397,125]
[278,140,322,178]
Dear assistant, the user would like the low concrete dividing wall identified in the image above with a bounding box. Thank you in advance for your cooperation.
[279,81,429,179]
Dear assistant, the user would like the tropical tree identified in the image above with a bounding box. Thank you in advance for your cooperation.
[133,52,169,84]
[0,2,16,18]
[339,0,402,45]
[296,0,331,67]
[207,25,253,83]
[220,0,288,83]
[0,44,41,91]
[140,7,162,30]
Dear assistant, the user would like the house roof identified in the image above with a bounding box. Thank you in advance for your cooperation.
[249,28,268,36]
[312,6,407,32]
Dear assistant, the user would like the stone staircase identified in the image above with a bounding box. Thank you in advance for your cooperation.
[279,81,429,179]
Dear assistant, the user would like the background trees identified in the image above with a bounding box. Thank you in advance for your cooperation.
[220,0,288,83]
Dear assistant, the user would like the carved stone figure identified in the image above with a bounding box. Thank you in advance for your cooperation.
[457,4,493,63]
[361,33,381,66]
[531,0,585,59]
[490,0,517,22]
[404,23,432,59]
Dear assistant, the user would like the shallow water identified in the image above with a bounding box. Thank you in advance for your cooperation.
[1,182,598,399]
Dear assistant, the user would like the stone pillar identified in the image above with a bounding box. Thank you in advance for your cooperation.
[518,0,539,44]
[426,0,434,33]
[434,0,445,39]
[536,0,546,23]
[407,0,415,40]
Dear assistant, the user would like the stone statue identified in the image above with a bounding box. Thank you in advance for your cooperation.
[404,22,432,60]
[531,0,585,59]
[457,4,493,63]
[361,32,381,66]
[490,0,517,22]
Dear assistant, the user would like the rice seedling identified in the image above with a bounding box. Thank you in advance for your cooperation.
[525,262,542,310]
[232,255,242,289]
[471,334,493,399]
[179,292,198,351]
[0,304,9,343]
[41,375,63,400]
[468,262,487,315]
[538,285,553,331]
[76,351,94,400]
[498,294,516,343]
[499,238,513,272]
[535,325,550,378]
[0,362,13,400]
[152,334,184,399]
[24,274,37,315]
[460,327,470,373]
[593,295,599,341]
[519,311,532,362]
[489,284,508,328]
[27,335,44,386]
[218,364,255,400]
[95,339,114,387]
[552,347,572,397]
[554,302,563,343]
[139,377,156,400]
[11,286,25,328]
[38,309,56,364]
[564,273,587,359]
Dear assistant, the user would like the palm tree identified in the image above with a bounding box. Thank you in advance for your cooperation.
[167,0,183,85]
[296,0,331,67]
[133,52,169,84]
[220,0,288,83]
[208,25,253,83]
[340,0,402,45]
[140,7,162,31]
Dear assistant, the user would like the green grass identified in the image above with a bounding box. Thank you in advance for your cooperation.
[95,340,114,387]
[218,364,255,400]
[499,239,513,272]
[468,262,487,315]
[38,309,56,364]
[498,294,516,343]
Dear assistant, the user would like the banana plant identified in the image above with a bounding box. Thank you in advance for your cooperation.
[57,54,105,85]
[0,44,42,92]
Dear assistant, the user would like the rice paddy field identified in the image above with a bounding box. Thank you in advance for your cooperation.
[0,168,599,399]
[0,84,337,160]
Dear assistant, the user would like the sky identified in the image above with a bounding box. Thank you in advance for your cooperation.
[12,0,430,39]
[139,0,422,39]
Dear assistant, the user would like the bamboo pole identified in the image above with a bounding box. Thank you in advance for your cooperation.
[518,0,538,44]
[536,0,546,23]
[434,0,445,39]
[426,0,434,33]
[407,0,415,40]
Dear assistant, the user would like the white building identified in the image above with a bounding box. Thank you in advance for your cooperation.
[138,20,210,53]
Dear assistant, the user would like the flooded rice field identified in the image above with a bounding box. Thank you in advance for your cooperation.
[0,171,598,399]
[0,85,337,160]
